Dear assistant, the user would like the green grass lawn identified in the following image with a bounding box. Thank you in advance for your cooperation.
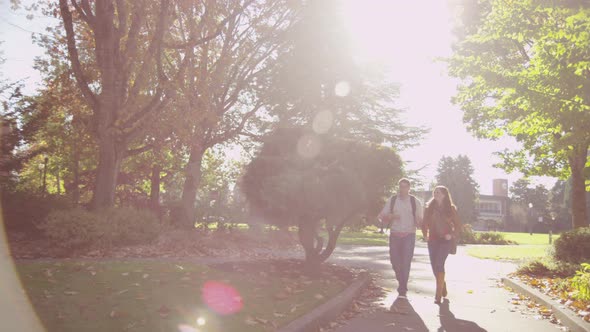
[465,231,558,261]
[16,260,349,332]
[334,229,389,246]
[331,228,560,261]
[465,244,553,261]
[499,231,559,245]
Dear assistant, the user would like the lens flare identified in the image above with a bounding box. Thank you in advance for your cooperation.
[196,317,206,326]
[334,81,351,97]
[312,110,334,134]
[201,281,243,315]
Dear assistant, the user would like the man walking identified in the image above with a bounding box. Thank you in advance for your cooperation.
[378,178,423,300]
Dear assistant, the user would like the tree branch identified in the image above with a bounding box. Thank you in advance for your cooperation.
[70,0,94,27]
[125,144,154,157]
[59,0,99,112]
[163,0,256,50]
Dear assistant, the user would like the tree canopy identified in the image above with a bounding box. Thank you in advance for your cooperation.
[242,126,402,268]
[447,0,590,227]
[435,155,479,224]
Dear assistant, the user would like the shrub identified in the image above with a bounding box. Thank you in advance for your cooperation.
[2,191,72,237]
[554,227,590,264]
[477,232,511,245]
[570,263,590,302]
[458,224,478,244]
[518,260,552,276]
[517,258,580,278]
[40,208,102,249]
[101,207,162,246]
[40,207,161,249]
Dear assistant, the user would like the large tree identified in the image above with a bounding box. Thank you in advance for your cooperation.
[509,178,550,225]
[435,155,479,224]
[54,0,249,210]
[448,0,590,228]
[242,127,402,270]
[173,0,302,227]
[268,0,426,148]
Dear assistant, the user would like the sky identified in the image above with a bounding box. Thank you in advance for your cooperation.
[340,0,557,194]
[0,0,557,195]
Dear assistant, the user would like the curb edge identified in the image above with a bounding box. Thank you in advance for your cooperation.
[279,271,371,332]
[501,277,590,332]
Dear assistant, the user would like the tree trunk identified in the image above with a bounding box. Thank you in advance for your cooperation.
[149,163,162,218]
[71,137,80,205]
[317,222,346,262]
[298,220,323,274]
[178,143,206,228]
[91,133,124,210]
[569,144,589,228]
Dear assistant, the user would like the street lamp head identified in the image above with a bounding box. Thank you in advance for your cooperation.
[528,203,533,208]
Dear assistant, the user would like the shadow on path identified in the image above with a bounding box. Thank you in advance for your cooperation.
[438,299,487,332]
[386,297,429,331]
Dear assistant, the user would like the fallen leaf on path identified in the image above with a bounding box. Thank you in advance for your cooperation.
[157,305,171,318]
[245,316,258,325]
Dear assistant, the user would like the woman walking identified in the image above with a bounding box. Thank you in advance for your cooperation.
[421,185,462,304]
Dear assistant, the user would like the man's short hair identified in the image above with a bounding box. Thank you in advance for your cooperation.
[398,178,411,186]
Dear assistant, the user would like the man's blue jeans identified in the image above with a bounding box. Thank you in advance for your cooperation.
[389,232,416,296]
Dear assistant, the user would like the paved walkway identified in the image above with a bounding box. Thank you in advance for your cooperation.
[328,242,564,332]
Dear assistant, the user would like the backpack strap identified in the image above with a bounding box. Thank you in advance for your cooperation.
[389,195,397,214]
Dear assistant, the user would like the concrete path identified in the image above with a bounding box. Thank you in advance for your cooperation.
[328,242,564,332]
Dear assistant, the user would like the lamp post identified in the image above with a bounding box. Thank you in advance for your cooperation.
[528,203,533,235]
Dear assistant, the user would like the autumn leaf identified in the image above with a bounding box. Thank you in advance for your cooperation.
[245,316,258,325]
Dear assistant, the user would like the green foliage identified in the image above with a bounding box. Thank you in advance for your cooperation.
[459,225,513,244]
[570,263,590,302]
[459,224,478,244]
[518,260,552,276]
[435,155,479,224]
[447,0,590,228]
[40,208,101,249]
[1,191,71,236]
[554,227,590,263]
[476,232,512,245]
[243,127,402,227]
[40,207,161,249]
[101,207,162,246]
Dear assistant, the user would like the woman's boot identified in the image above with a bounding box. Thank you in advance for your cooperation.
[434,272,444,304]
[441,272,447,297]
